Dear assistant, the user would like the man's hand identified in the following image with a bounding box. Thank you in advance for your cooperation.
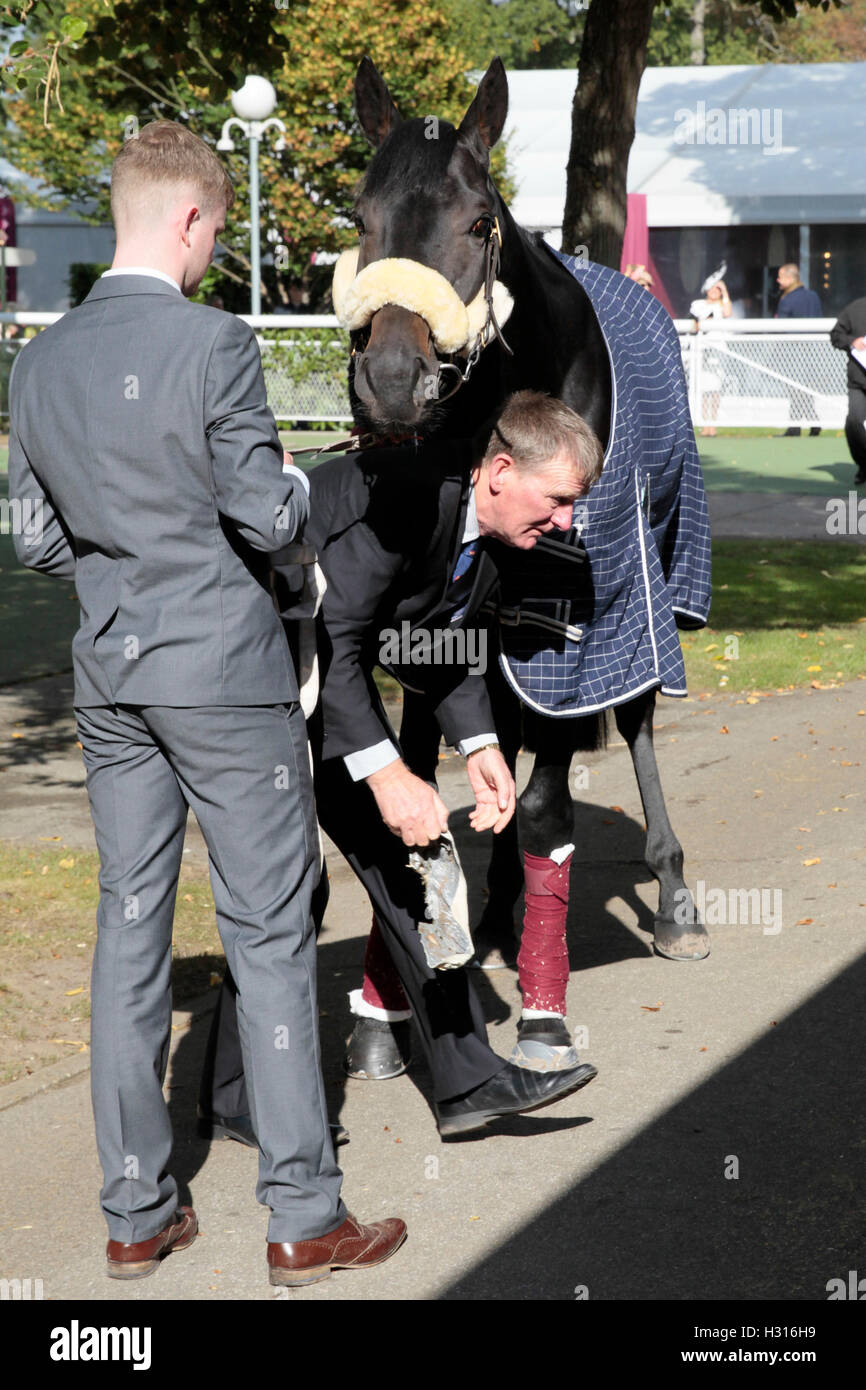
[283,449,294,469]
[466,746,515,834]
[366,759,450,847]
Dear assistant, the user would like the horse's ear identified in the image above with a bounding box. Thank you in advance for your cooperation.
[457,56,508,160]
[355,55,402,148]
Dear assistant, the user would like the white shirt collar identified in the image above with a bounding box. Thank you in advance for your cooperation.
[101,267,182,294]
[462,481,480,544]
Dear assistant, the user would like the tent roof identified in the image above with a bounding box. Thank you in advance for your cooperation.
[502,63,866,231]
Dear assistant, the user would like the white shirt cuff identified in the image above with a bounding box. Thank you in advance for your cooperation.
[282,461,310,495]
[457,732,498,756]
[343,739,401,781]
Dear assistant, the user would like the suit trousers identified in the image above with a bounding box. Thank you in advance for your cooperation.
[201,717,504,1111]
[845,384,866,473]
[76,699,346,1245]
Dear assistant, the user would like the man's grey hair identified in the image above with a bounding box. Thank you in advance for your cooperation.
[473,389,604,488]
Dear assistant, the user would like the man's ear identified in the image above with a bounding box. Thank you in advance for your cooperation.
[485,451,513,494]
[180,204,200,246]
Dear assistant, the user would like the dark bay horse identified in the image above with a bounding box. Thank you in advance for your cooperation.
[335,57,710,1037]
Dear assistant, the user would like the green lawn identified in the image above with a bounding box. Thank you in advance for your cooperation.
[682,541,866,693]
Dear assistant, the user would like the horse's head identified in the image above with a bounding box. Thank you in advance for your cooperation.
[333,56,512,437]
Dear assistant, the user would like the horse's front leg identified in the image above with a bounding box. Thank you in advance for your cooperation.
[613,689,709,960]
[509,749,586,1070]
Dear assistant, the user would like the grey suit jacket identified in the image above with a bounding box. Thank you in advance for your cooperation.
[8,274,306,706]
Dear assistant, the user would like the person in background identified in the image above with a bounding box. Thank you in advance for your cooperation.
[625,263,654,293]
[690,269,732,438]
[775,264,823,437]
[830,293,866,486]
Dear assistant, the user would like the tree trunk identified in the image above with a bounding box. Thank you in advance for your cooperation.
[561,0,656,270]
[691,0,707,65]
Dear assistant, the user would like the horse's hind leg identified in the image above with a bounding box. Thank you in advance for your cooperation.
[613,689,709,960]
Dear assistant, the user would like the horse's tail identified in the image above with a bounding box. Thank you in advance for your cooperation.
[568,709,609,753]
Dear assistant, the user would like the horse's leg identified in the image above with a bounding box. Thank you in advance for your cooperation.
[509,729,586,1071]
[613,689,709,960]
[473,670,524,967]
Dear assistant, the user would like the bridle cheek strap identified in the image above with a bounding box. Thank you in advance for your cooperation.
[331,247,513,357]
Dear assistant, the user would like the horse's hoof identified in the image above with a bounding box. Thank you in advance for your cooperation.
[653,912,710,961]
[343,1016,412,1080]
[469,911,519,970]
[469,926,518,970]
[509,1016,586,1072]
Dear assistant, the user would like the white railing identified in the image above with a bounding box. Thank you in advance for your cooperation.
[1,312,850,429]
[673,318,847,429]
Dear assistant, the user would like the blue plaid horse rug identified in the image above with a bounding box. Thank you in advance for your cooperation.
[494,252,712,718]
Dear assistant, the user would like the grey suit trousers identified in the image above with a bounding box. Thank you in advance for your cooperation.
[76,698,346,1245]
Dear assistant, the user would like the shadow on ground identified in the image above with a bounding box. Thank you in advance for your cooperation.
[437,947,866,1301]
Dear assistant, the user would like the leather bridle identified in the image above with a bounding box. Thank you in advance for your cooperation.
[434,214,513,402]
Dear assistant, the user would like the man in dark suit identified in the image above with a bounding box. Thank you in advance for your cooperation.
[204,391,603,1138]
[775,263,823,437]
[830,295,866,486]
[8,119,405,1288]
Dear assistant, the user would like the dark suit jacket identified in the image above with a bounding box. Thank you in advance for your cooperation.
[830,296,866,389]
[274,441,499,763]
[8,274,307,706]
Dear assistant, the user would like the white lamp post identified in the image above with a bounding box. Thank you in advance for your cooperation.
[217,75,286,315]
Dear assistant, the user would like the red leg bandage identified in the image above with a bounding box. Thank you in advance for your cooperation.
[361,914,410,1013]
[518,852,572,1015]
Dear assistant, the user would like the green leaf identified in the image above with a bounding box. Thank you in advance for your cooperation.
[8,40,30,57]
[60,17,88,42]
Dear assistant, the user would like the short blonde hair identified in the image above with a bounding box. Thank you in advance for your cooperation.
[474,390,605,489]
[110,120,234,227]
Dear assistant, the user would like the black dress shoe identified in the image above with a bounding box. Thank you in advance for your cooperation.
[197,1110,349,1148]
[855,470,866,486]
[435,1060,598,1138]
[344,1016,412,1080]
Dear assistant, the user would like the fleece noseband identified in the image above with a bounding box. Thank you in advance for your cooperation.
[331,220,514,399]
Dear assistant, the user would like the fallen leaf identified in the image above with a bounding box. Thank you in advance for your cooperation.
[719,725,729,734]
[183,893,193,902]
[802,858,821,867]
[641,1002,663,1012]
[807,665,822,672]
[65,987,84,996]
[795,918,813,925]
[38,836,61,841]
[59,857,74,869]
[699,1046,707,1052]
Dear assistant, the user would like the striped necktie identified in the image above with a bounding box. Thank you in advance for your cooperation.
[450,540,478,624]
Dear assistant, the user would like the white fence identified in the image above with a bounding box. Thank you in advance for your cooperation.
[1,311,850,429]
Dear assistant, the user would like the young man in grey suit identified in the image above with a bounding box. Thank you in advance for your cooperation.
[8,120,405,1288]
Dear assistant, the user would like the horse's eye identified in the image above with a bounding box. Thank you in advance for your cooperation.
[470,217,490,239]
[353,215,366,237]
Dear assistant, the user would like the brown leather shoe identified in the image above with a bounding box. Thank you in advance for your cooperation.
[106,1206,198,1280]
[268,1212,407,1287]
